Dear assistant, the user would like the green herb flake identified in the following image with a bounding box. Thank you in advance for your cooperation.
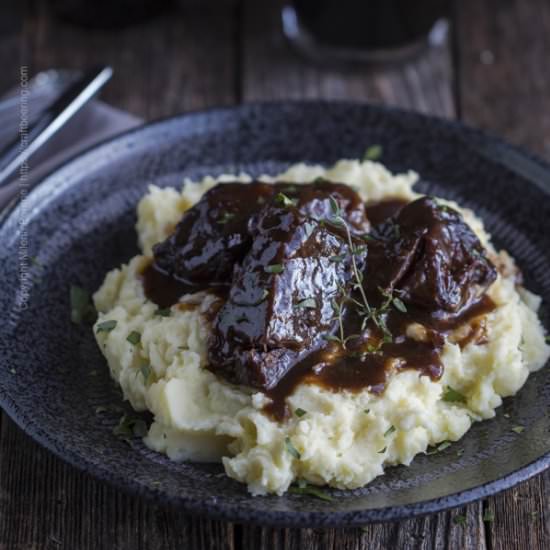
[384,425,396,437]
[427,440,452,455]
[140,363,154,385]
[288,482,333,502]
[329,254,346,263]
[126,331,141,345]
[530,511,539,520]
[95,406,108,414]
[265,264,284,274]
[9,368,16,375]
[511,425,525,434]
[364,409,370,414]
[545,335,550,343]
[483,510,495,523]
[363,144,383,162]
[453,514,467,526]
[377,446,387,454]
[113,414,148,441]
[295,408,307,418]
[96,319,117,334]
[295,297,316,309]
[329,196,341,217]
[218,211,236,224]
[442,386,467,404]
[275,192,298,207]
[155,307,171,317]
[392,297,407,313]
[503,413,510,418]
[70,285,97,325]
[285,437,301,460]
[456,449,464,457]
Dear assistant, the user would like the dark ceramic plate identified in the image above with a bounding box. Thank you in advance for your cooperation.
[0,102,549,527]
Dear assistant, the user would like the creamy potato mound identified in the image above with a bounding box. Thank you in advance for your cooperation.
[93,160,550,495]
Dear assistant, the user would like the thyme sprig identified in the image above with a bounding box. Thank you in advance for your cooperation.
[324,197,401,348]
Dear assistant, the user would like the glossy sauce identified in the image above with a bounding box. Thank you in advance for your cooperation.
[141,183,497,421]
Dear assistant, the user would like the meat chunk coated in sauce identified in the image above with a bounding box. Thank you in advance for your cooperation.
[367,196,497,314]
[209,203,366,390]
[143,182,497,419]
[150,179,368,297]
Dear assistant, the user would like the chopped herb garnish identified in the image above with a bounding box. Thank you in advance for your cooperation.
[545,335,550,343]
[511,425,525,434]
[384,425,396,437]
[503,413,510,418]
[530,511,539,520]
[95,406,108,414]
[378,446,387,454]
[329,254,346,263]
[442,386,467,403]
[96,319,117,334]
[329,196,341,216]
[127,331,141,345]
[392,297,407,313]
[113,414,148,441]
[289,482,333,502]
[140,363,154,385]
[70,285,97,325]
[453,514,467,526]
[364,409,370,414]
[218,211,236,224]
[483,510,495,523]
[265,264,284,274]
[427,440,452,455]
[285,437,301,459]
[363,144,383,162]
[295,297,316,309]
[295,408,307,418]
[155,307,171,317]
[275,192,298,207]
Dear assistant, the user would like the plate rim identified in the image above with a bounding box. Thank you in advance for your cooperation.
[1,99,549,527]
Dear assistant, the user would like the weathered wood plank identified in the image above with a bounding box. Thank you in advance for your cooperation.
[456,0,550,158]
[456,0,550,548]
[0,417,238,550]
[241,0,455,119]
[24,0,237,118]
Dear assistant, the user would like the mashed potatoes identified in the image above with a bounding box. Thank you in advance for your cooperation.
[93,160,550,495]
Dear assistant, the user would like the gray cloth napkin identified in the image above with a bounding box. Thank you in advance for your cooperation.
[0,70,143,210]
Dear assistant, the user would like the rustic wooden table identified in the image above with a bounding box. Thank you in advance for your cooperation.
[1,0,549,548]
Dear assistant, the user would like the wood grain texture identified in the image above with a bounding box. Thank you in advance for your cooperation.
[241,0,455,119]
[456,1,550,548]
[455,0,550,158]
[22,0,237,118]
[0,0,548,548]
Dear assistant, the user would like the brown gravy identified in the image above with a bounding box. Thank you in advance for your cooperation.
[141,184,497,421]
